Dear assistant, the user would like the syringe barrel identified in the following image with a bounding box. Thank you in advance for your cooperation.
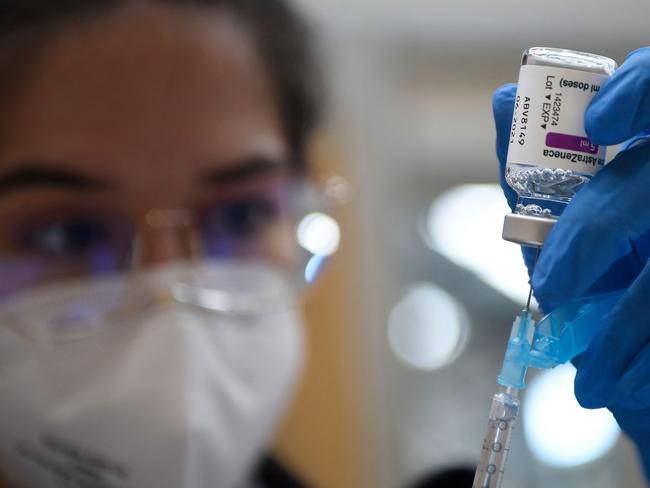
[472,387,520,488]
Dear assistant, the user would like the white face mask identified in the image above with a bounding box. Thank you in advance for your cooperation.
[0,262,306,488]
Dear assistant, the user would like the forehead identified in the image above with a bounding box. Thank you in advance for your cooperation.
[0,4,288,185]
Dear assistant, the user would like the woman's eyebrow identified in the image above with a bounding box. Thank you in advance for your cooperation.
[200,156,289,186]
[0,166,113,195]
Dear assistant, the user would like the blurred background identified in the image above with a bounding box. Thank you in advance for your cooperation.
[270,1,650,487]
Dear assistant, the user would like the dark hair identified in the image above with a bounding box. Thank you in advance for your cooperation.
[0,0,322,171]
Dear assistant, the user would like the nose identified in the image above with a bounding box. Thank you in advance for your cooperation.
[135,209,197,266]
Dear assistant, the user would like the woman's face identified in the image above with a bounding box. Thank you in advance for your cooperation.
[0,3,298,291]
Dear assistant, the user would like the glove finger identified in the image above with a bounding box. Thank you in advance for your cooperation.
[493,83,518,211]
[574,262,650,408]
[622,130,650,151]
[586,47,650,145]
[608,341,650,410]
[608,404,650,480]
[583,239,649,297]
[533,137,650,309]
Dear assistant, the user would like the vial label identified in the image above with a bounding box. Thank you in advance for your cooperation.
[506,64,608,175]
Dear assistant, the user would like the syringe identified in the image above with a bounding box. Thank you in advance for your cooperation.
[471,310,533,488]
[473,251,538,488]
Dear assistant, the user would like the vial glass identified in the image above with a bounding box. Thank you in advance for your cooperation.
[505,47,617,219]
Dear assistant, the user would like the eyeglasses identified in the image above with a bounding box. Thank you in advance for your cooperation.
[0,175,342,342]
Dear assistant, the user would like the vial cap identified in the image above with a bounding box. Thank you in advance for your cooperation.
[502,214,556,248]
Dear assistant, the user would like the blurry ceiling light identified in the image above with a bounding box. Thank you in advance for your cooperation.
[297,212,341,258]
[523,364,620,468]
[425,184,530,305]
[388,283,469,371]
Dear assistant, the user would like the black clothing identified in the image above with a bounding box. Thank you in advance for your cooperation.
[254,456,309,488]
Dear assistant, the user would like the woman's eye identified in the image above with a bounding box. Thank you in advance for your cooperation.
[203,199,279,240]
[20,218,111,257]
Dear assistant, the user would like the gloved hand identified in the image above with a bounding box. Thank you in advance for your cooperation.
[492,46,650,479]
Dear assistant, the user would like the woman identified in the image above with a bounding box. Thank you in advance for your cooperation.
[0,1,322,487]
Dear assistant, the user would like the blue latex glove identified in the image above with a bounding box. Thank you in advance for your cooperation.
[493,46,650,479]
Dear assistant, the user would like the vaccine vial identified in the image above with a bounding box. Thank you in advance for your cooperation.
[502,47,617,247]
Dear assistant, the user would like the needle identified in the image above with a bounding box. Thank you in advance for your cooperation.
[525,247,541,312]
